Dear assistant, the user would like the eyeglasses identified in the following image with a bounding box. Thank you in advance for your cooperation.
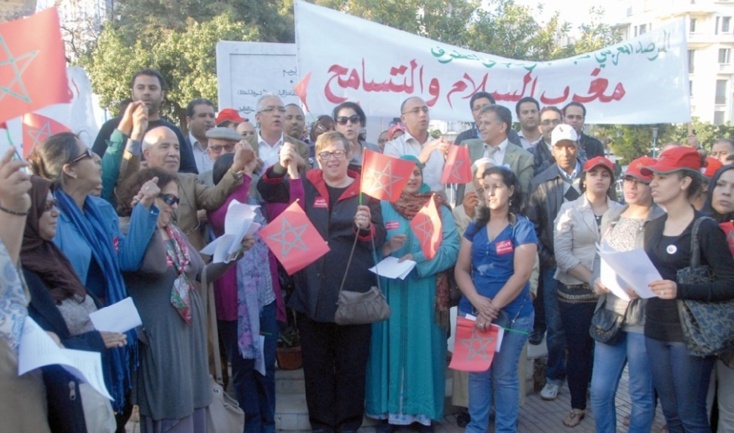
[208,143,236,154]
[317,150,347,160]
[158,193,180,206]
[259,106,286,114]
[541,119,561,126]
[43,198,57,212]
[402,106,429,115]
[336,115,361,126]
[71,148,93,164]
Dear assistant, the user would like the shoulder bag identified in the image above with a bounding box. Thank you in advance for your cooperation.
[589,294,627,345]
[334,231,391,325]
[676,217,734,357]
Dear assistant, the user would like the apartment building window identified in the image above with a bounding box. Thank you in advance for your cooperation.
[689,50,695,73]
[724,17,732,33]
[639,24,647,35]
[690,80,693,96]
[715,111,725,125]
[690,18,697,33]
[720,48,731,64]
[715,79,728,104]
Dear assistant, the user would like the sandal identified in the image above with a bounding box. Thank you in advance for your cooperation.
[562,409,585,427]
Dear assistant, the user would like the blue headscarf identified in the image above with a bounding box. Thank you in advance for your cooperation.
[399,154,431,194]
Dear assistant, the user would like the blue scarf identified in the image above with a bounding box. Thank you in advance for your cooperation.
[55,189,136,412]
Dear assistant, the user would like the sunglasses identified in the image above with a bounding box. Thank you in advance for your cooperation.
[43,198,57,212]
[208,143,236,154]
[158,193,180,206]
[71,148,93,164]
[335,115,361,126]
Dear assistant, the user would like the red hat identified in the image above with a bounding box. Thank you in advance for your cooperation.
[625,156,657,183]
[640,146,702,176]
[216,108,246,125]
[583,156,615,173]
[702,156,724,179]
[387,123,406,141]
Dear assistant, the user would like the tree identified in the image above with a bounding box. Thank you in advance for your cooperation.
[660,118,734,151]
[595,124,673,163]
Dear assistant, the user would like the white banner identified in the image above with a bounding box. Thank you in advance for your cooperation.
[295,1,690,124]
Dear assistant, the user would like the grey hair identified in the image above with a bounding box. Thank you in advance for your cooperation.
[256,93,282,113]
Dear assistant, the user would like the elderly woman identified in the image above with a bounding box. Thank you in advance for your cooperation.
[258,131,385,433]
[0,149,51,433]
[553,156,623,428]
[116,167,253,433]
[28,132,159,427]
[590,157,663,433]
[365,156,459,433]
[455,166,537,433]
[332,102,380,172]
[704,164,734,433]
[23,176,130,433]
[642,147,734,432]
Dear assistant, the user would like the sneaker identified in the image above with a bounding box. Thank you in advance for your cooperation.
[540,382,560,400]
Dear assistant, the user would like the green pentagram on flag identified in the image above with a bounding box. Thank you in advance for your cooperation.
[460,326,495,361]
[366,160,403,197]
[413,214,434,241]
[0,36,38,104]
[448,158,465,181]
[268,216,308,258]
[26,120,52,148]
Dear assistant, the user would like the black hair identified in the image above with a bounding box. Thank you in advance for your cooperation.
[539,106,562,119]
[470,91,496,108]
[212,152,235,186]
[703,164,734,221]
[478,105,512,131]
[185,98,214,117]
[515,97,540,116]
[130,68,166,92]
[469,166,524,237]
[332,101,366,127]
[579,165,617,201]
[116,167,178,217]
[562,101,586,117]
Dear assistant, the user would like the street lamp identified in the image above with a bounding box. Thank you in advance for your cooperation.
[652,127,659,157]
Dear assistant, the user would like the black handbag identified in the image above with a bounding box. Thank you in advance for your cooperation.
[589,295,626,345]
[676,217,734,357]
[333,231,391,326]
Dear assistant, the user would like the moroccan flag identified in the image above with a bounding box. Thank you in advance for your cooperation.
[721,222,734,256]
[22,113,70,157]
[0,8,70,124]
[409,193,442,260]
[260,201,330,275]
[449,317,499,372]
[361,149,415,202]
[293,71,312,113]
[441,145,472,184]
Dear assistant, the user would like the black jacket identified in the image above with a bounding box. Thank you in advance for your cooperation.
[579,132,605,159]
[526,164,571,268]
[258,168,386,322]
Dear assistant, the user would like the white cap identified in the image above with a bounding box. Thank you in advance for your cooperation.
[551,124,578,147]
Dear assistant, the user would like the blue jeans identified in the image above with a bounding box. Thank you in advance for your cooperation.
[542,267,566,385]
[466,311,533,433]
[590,332,654,433]
[219,301,278,433]
[645,337,714,433]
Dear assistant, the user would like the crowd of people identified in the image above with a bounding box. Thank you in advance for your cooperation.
[1,67,734,433]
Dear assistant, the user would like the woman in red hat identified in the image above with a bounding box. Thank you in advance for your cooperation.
[641,146,734,432]
[553,156,622,427]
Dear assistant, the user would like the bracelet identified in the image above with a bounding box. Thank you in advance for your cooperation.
[0,204,28,216]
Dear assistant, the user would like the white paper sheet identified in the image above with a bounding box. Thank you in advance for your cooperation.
[368,256,416,279]
[89,297,142,333]
[200,200,260,263]
[255,335,266,376]
[18,317,112,400]
[600,258,632,301]
[599,247,661,299]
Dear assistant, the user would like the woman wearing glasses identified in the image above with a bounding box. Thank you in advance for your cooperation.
[333,102,381,172]
[28,132,159,429]
[117,168,254,433]
[258,131,385,433]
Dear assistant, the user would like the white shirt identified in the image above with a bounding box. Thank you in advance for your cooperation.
[483,138,509,166]
[257,131,285,169]
[189,133,213,174]
[384,130,445,192]
[517,130,541,150]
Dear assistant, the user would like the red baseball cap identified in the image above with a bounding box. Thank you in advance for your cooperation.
[625,156,657,183]
[640,146,702,176]
[702,156,724,179]
[583,156,615,173]
[216,108,246,125]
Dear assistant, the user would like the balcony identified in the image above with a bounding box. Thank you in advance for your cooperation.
[720,63,734,73]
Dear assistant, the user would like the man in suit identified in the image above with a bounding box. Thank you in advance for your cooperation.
[462,105,534,195]
[185,98,216,174]
[562,101,605,159]
[454,91,521,147]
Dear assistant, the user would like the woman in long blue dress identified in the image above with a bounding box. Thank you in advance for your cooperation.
[365,155,459,433]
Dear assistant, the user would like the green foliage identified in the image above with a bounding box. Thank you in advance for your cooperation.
[660,118,734,151]
[594,124,672,163]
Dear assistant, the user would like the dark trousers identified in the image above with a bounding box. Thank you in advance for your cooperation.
[298,312,371,433]
[558,294,596,410]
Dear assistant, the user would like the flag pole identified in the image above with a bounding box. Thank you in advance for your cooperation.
[4,128,23,162]
[359,148,366,206]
